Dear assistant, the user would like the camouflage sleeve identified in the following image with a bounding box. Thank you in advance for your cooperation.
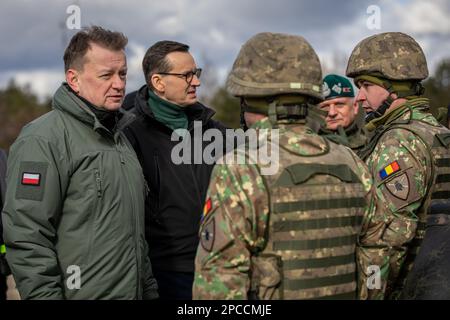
[192,162,269,300]
[358,128,431,299]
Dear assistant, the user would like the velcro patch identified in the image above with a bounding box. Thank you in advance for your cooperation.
[16,161,48,201]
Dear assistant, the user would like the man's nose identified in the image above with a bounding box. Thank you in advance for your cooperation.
[355,89,366,102]
[112,74,126,90]
[190,74,201,87]
[328,104,338,116]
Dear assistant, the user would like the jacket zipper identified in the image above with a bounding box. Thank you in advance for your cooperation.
[94,169,102,197]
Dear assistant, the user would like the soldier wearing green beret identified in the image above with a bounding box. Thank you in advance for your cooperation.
[317,74,367,153]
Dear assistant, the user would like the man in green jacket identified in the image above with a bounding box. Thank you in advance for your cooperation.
[1,26,158,300]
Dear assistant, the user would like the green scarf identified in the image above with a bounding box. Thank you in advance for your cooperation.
[147,89,188,131]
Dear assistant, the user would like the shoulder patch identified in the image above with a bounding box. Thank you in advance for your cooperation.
[200,218,215,252]
[377,159,422,210]
[385,173,409,200]
[15,161,48,201]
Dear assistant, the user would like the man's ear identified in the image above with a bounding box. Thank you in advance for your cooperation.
[390,92,399,100]
[151,74,165,93]
[66,69,80,93]
[352,99,359,115]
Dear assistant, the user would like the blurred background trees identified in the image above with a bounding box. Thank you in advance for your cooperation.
[423,58,450,125]
[0,80,51,150]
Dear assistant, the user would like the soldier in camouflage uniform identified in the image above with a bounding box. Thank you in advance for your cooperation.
[346,32,450,299]
[317,74,367,154]
[192,32,376,300]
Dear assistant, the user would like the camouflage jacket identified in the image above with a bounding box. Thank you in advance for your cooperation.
[357,98,450,299]
[193,117,375,300]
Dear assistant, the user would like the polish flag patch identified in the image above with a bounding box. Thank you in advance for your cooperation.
[21,173,41,186]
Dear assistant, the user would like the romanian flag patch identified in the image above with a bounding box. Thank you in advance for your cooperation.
[379,161,400,180]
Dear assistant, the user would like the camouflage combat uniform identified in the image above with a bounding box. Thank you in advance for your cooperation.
[193,32,376,300]
[346,32,450,299]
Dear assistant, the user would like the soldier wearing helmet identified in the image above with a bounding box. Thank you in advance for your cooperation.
[192,32,376,300]
[346,32,450,299]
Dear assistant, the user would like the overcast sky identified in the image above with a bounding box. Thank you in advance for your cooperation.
[1,0,449,101]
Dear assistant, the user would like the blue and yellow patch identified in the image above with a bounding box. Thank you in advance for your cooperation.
[379,161,400,180]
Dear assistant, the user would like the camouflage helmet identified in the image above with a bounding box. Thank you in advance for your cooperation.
[226,32,323,100]
[346,32,428,80]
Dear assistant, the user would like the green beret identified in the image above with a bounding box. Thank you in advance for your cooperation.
[322,74,355,100]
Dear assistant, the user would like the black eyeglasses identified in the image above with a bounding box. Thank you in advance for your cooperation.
[158,68,202,84]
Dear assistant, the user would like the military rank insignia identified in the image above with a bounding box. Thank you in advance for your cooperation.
[379,161,401,180]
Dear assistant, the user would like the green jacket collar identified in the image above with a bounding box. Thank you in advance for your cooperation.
[52,83,134,136]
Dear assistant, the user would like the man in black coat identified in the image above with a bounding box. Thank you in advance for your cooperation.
[123,41,227,300]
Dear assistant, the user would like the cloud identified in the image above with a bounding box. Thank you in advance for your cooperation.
[0,42,148,101]
[305,0,450,76]
[0,69,63,102]
[125,42,146,93]
[396,0,450,35]
[0,0,449,100]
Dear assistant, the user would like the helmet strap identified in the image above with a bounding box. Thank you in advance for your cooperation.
[239,98,250,130]
[365,95,394,123]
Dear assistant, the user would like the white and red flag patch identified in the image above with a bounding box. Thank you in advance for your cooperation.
[21,172,41,186]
